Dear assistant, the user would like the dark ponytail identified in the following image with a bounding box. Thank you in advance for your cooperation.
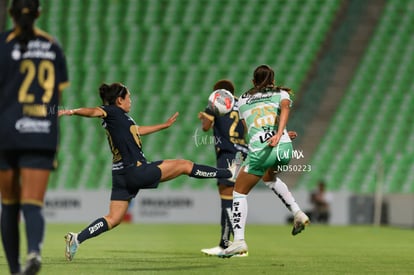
[9,0,40,52]
[249,64,275,94]
[99,83,128,105]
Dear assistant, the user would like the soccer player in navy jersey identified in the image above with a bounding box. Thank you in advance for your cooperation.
[198,80,248,256]
[0,0,69,274]
[58,82,240,261]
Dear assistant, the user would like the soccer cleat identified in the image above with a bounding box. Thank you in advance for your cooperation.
[227,152,244,182]
[22,252,41,275]
[201,246,225,256]
[218,240,248,258]
[65,232,79,261]
[292,210,310,236]
[232,251,249,258]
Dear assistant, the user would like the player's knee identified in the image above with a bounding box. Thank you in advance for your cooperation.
[105,215,122,229]
[178,159,194,174]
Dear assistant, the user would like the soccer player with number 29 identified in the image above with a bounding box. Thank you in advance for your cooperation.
[0,0,69,274]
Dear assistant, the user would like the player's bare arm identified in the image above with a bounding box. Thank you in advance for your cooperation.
[58,107,105,118]
[138,112,179,136]
[198,112,213,131]
[268,99,290,147]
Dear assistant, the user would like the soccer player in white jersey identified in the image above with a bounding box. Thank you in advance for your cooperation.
[219,65,310,258]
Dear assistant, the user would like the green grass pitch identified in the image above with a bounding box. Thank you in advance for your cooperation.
[1,224,413,274]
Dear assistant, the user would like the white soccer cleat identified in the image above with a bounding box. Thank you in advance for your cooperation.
[292,210,310,236]
[219,240,248,258]
[64,232,79,261]
[227,152,244,182]
[201,246,225,256]
[22,252,41,275]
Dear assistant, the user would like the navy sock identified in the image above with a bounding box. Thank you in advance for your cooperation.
[77,217,109,244]
[1,203,21,273]
[21,203,44,254]
[219,198,233,248]
[190,163,232,179]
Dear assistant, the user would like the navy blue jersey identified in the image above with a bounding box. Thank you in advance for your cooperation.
[0,28,69,150]
[99,105,147,172]
[204,98,248,155]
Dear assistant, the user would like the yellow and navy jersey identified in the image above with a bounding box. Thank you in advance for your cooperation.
[0,28,69,150]
[203,98,248,155]
[98,105,147,172]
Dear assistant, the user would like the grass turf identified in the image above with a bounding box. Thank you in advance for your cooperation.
[1,224,413,274]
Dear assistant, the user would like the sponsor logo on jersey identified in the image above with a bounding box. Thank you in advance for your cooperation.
[15,117,51,133]
[112,162,124,170]
[241,92,274,104]
[259,130,276,143]
[11,41,56,61]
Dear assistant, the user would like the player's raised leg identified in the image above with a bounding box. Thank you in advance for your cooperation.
[263,170,310,235]
[157,159,234,181]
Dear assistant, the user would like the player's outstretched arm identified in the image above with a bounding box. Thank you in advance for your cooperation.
[58,107,104,118]
[138,112,179,136]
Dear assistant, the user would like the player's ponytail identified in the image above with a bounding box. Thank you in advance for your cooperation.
[99,83,128,105]
[9,0,40,53]
[250,64,275,94]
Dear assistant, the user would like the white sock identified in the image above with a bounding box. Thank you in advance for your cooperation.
[264,177,301,214]
[232,191,248,241]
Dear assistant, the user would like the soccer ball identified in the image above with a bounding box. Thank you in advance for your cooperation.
[207,89,235,116]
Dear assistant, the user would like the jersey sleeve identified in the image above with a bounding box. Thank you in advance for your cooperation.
[280,90,293,107]
[280,90,291,101]
[54,43,70,92]
[202,106,215,122]
[98,105,117,118]
[236,97,246,120]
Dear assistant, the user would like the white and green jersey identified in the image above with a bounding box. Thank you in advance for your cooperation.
[238,88,292,152]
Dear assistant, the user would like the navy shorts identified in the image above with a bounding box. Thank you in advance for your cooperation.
[0,149,57,170]
[111,160,163,201]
